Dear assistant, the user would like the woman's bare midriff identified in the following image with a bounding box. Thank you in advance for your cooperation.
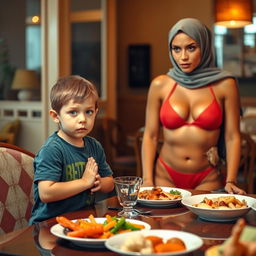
[154,126,223,190]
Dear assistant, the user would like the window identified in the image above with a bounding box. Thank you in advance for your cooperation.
[214,15,256,77]
[70,0,106,98]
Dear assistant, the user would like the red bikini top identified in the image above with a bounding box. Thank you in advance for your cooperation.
[160,83,222,130]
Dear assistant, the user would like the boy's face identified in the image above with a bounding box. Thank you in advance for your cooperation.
[51,96,98,146]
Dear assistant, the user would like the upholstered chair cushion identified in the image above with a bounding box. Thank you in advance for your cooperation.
[0,146,34,234]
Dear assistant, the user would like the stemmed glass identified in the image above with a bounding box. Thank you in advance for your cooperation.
[114,176,142,218]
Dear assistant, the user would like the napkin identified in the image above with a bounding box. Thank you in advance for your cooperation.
[218,225,256,255]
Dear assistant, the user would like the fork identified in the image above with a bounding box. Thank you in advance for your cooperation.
[108,207,152,215]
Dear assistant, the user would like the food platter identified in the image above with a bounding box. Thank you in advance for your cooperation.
[181,193,256,222]
[137,187,192,207]
[50,217,151,248]
[105,229,203,256]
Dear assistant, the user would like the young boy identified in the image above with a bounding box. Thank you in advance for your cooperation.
[29,75,114,224]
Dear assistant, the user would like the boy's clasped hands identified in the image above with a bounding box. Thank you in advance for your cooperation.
[82,157,101,193]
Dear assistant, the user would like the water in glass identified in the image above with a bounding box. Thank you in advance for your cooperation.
[114,176,142,218]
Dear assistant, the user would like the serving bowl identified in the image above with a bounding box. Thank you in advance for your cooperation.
[181,193,256,222]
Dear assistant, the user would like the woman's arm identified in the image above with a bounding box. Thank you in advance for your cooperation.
[142,75,167,186]
[221,78,245,194]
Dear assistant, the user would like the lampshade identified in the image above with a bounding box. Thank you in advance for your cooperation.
[214,0,253,28]
[11,69,40,101]
[12,69,39,90]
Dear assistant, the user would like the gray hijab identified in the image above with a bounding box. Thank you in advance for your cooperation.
[167,18,236,88]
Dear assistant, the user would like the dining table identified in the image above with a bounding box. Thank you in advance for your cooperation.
[0,189,256,256]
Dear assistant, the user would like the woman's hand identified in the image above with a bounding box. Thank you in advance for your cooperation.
[225,182,246,195]
[142,178,154,187]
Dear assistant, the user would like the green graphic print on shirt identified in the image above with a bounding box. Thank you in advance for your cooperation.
[65,161,94,205]
[65,161,85,180]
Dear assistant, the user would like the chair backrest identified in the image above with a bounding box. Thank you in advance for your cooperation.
[90,117,137,176]
[0,142,35,235]
[92,117,132,162]
[103,117,131,158]
[134,127,144,177]
[134,127,163,177]
[238,132,256,193]
[240,114,256,142]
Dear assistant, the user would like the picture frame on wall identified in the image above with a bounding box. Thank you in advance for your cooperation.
[128,44,150,88]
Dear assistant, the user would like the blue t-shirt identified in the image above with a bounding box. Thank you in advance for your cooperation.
[29,132,113,224]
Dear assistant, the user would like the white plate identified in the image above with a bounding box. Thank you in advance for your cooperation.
[137,187,192,207]
[105,229,203,256]
[50,217,151,248]
[181,193,256,222]
[251,202,256,212]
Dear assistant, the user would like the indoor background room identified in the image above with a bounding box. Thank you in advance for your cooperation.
[0,0,256,178]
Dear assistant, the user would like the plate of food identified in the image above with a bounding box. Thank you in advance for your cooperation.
[181,194,256,222]
[205,245,222,256]
[251,202,256,212]
[50,215,151,248]
[105,229,203,256]
[137,187,192,207]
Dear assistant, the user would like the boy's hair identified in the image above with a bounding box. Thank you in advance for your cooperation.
[50,75,99,113]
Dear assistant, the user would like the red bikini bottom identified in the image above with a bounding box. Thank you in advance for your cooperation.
[158,156,213,189]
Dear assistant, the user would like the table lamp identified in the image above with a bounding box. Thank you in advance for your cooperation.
[11,69,40,101]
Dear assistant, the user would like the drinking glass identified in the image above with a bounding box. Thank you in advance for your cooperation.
[114,176,142,218]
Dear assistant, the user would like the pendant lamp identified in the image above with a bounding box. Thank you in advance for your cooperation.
[214,0,253,28]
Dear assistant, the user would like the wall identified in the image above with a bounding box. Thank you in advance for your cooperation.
[116,0,214,135]
[0,1,26,70]
[0,101,44,154]
[0,1,26,100]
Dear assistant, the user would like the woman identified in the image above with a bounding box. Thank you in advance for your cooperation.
[142,18,245,194]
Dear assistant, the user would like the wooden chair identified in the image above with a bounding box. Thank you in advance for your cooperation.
[240,114,256,142]
[0,142,35,235]
[134,127,144,177]
[237,132,256,193]
[0,120,21,145]
[220,132,256,194]
[134,127,163,177]
[91,117,137,177]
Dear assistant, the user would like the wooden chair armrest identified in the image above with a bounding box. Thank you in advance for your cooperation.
[0,132,15,144]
